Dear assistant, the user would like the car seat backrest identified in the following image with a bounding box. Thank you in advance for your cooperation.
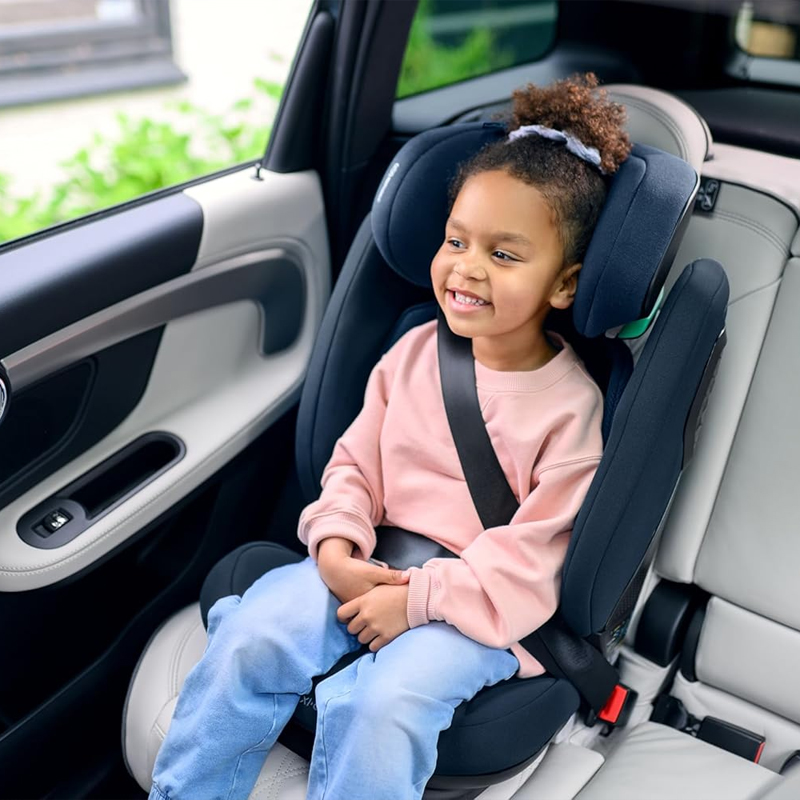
[631,145,800,771]
[606,84,712,173]
[656,187,799,582]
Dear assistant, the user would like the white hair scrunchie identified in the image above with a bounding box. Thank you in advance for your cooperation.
[507,124,606,174]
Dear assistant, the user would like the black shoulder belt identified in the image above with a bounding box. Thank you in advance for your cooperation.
[376,312,633,725]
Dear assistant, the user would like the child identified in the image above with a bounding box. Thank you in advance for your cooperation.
[149,73,631,800]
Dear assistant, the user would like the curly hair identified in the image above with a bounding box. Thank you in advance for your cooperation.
[450,73,632,266]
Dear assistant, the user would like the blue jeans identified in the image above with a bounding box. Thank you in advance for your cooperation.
[149,556,518,800]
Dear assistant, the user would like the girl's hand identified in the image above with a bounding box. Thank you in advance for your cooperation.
[318,538,408,604]
[337,584,411,651]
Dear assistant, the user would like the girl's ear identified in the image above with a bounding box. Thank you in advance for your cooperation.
[550,262,582,310]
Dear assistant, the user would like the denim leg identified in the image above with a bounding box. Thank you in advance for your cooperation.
[150,556,359,800]
[307,622,519,800]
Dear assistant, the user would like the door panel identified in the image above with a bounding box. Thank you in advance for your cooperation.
[0,167,329,591]
[0,195,203,356]
[0,328,164,510]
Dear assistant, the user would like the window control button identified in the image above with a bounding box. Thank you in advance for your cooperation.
[41,509,72,534]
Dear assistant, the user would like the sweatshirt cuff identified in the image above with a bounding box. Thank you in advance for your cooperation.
[300,512,376,561]
[407,567,441,628]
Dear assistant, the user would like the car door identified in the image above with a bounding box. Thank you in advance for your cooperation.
[0,3,348,796]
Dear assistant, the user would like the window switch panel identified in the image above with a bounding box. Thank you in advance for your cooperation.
[41,509,72,534]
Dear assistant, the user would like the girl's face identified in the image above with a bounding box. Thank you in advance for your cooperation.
[430,169,581,370]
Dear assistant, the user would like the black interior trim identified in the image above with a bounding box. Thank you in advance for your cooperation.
[679,88,800,160]
[265,9,335,174]
[18,432,185,550]
[679,601,708,682]
[322,0,417,269]
[634,581,707,667]
[0,328,164,511]
[0,193,203,359]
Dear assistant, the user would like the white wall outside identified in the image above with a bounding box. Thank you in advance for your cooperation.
[0,0,313,197]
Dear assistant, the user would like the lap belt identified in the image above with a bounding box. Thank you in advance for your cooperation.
[433,312,633,725]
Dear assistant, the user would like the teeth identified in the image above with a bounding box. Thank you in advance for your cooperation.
[454,291,487,306]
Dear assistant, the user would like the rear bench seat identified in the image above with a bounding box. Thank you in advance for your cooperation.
[516,109,800,800]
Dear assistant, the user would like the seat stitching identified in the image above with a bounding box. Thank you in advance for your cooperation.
[170,618,204,697]
[726,276,782,309]
[711,209,791,256]
[693,279,791,590]
[616,96,689,159]
[714,206,790,245]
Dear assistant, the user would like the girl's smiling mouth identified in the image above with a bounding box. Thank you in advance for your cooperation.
[447,289,491,311]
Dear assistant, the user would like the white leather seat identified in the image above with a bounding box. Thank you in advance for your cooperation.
[564,85,800,800]
[121,85,724,799]
[575,723,781,800]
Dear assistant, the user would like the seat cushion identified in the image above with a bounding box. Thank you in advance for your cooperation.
[199,541,581,777]
[575,723,782,800]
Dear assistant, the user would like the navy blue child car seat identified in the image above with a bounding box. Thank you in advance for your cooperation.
[199,123,729,791]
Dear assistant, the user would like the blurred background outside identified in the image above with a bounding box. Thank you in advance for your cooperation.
[0,0,311,243]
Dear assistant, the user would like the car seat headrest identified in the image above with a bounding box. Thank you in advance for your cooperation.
[606,84,712,174]
[372,122,699,338]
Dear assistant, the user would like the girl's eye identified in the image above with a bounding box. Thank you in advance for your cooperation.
[447,238,465,249]
[493,250,516,262]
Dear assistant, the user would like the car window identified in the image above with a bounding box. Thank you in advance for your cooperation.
[0,0,313,246]
[396,0,557,99]
[735,0,799,57]
[732,0,800,87]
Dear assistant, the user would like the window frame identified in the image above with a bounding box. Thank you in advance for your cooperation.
[0,0,185,109]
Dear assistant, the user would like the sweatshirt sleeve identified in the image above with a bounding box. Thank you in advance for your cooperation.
[405,456,600,647]
[297,351,396,562]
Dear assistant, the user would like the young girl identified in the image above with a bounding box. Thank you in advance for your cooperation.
[149,73,632,800]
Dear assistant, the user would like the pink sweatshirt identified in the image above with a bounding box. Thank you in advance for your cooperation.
[298,320,603,677]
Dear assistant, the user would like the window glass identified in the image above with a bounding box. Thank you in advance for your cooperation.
[0,0,313,245]
[735,1,799,58]
[397,0,557,99]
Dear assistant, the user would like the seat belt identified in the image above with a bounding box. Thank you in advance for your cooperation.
[437,312,634,725]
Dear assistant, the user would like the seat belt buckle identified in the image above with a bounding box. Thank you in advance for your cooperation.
[696,716,765,763]
[597,684,637,727]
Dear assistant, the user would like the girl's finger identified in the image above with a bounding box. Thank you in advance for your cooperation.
[357,627,376,645]
[347,617,366,636]
[337,599,358,622]
[369,635,389,652]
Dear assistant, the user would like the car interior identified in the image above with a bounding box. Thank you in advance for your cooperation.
[1,1,800,798]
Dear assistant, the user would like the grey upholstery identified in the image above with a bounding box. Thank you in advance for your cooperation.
[656,185,798,582]
[693,260,800,627]
[606,84,711,173]
[575,723,782,800]
[578,126,800,800]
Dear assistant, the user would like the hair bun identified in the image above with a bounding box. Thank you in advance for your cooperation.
[510,73,631,175]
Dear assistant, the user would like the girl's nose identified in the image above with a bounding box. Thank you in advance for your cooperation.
[454,260,486,281]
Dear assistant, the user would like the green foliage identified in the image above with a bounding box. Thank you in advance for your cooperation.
[397,0,513,99]
[0,77,283,244]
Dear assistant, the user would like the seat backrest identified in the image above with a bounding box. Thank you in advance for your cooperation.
[629,135,800,772]
[294,87,727,649]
